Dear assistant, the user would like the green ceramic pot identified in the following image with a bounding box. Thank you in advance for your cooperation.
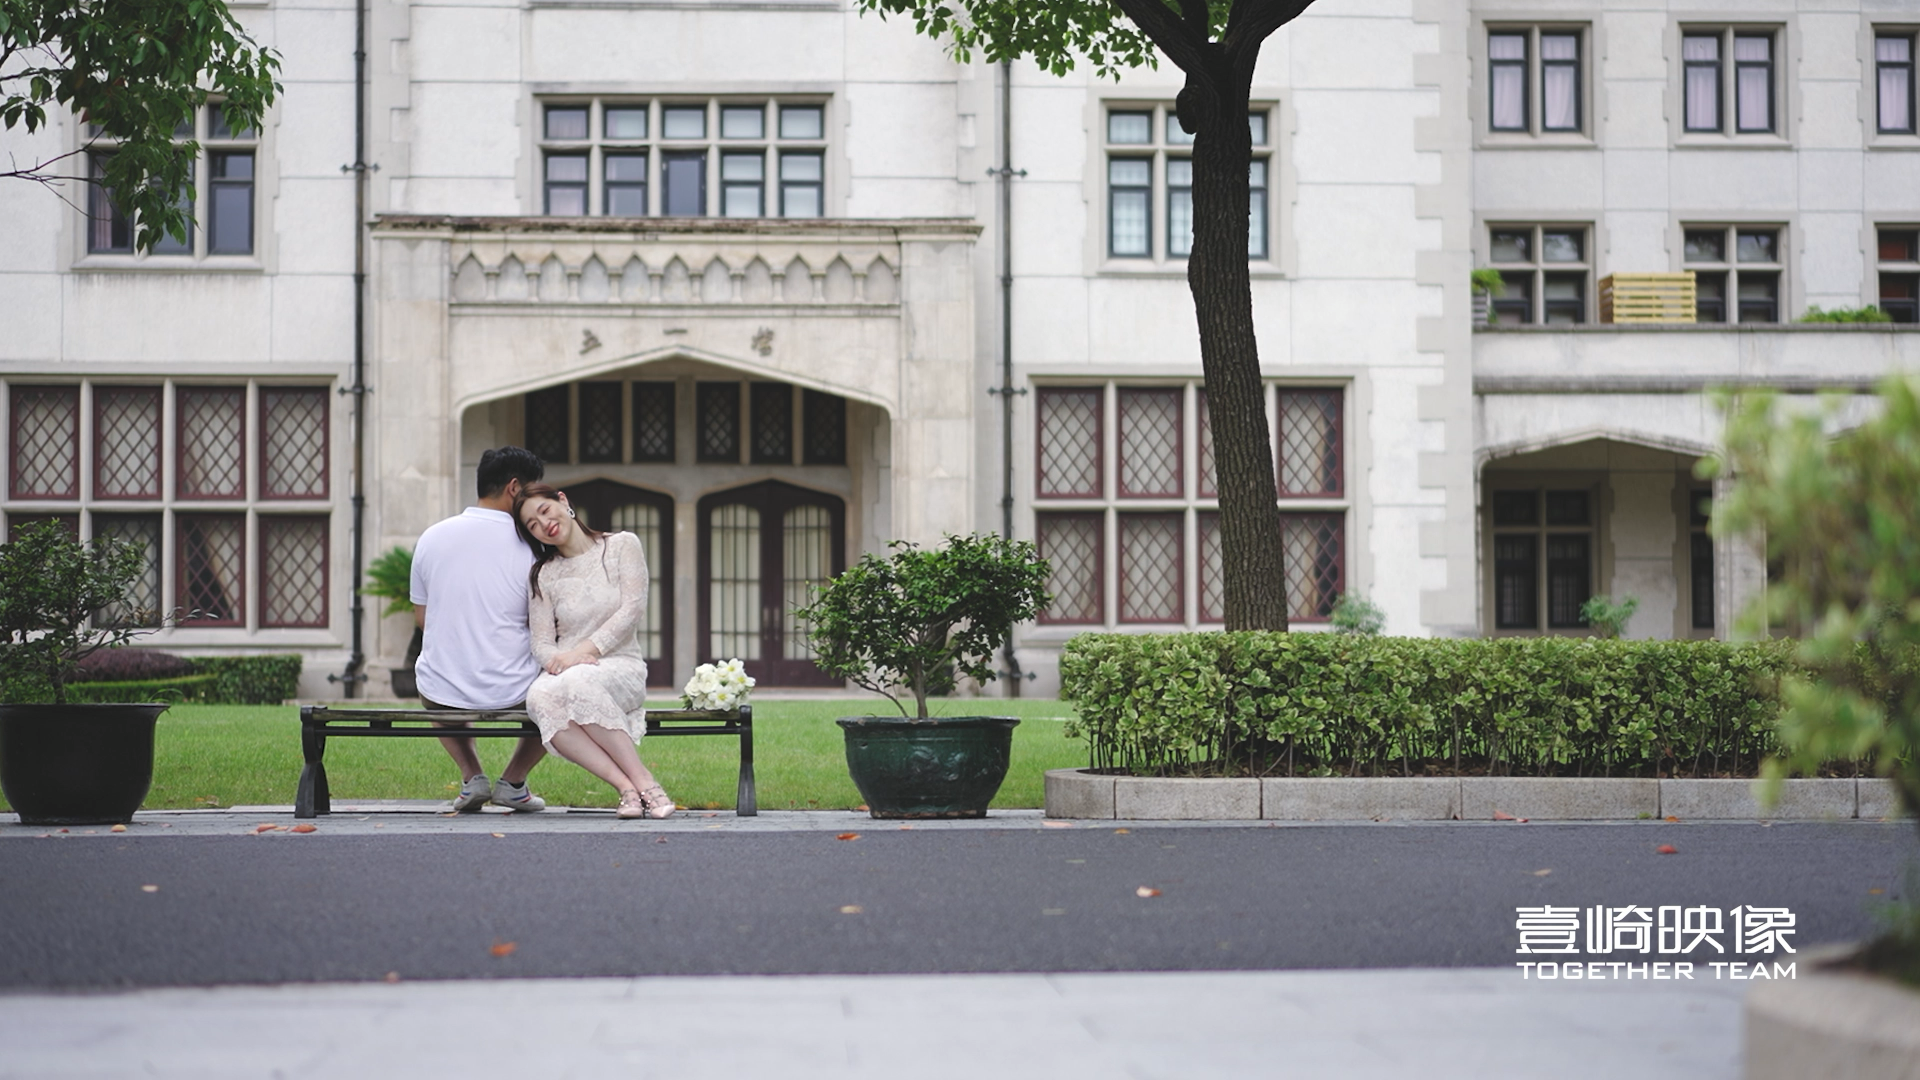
[837,715,1019,819]
[0,703,168,825]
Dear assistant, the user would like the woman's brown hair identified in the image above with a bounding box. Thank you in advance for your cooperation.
[512,481,607,598]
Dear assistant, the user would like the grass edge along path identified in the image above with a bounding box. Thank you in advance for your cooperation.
[0,700,1086,813]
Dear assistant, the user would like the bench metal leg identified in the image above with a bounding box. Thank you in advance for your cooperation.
[296,716,330,819]
[736,705,757,816]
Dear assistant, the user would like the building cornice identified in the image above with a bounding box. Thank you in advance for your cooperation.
[370,215,983,242]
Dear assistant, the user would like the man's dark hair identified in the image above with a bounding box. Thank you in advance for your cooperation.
[476,446,544,499]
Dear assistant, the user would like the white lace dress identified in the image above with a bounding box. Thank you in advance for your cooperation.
[524,531,650,746]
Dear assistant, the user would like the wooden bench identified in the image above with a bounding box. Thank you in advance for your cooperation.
[296,705,755,818]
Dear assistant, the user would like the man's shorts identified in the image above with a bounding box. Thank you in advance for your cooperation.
[422,696,528,713]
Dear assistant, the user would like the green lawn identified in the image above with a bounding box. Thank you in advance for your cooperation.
[2,699,1088,812]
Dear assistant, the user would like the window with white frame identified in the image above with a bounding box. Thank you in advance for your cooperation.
[4,381,332,631]
[1682,27,1780,136]
[1683,225,1782,323]
[1487,26,1587,135]
[1103,104,1272,262]
[85,103,258,258]
[1879,226,1919,323]
[1487,224,1590,324]
[1033,382,1346,628]
[538,98,827,219]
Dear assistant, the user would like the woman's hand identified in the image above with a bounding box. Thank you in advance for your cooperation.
[545,644,602,675]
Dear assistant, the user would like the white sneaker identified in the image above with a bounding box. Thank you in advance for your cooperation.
[492,778,546,812]
[454,774,492,813]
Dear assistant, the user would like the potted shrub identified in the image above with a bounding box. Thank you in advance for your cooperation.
[798,533,1049,818]
[361,545,421,698]
[1711,375,1920,1070]
[0,522,173,825]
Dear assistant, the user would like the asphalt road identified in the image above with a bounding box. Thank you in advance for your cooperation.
[3,821,1913,989]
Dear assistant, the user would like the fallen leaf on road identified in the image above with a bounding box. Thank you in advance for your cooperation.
[654,837,669,844]
[140,885,159,893]
[854,805,869,812]
[1533,869,1552,877]
[839,905,863,915]
[491,832,506,839]
[291,824,317,834]
[1113,828,1130,834]
[1665,815,1680,823]
[1042,821,1073,829]
[836,832,860,841]
[58,829,69,834]
[1656,844,1678,855]
[1136,887,1162,898]
[110,824,126,833]
[1869,887,1885,895]
[1493,810,1517,821]
[490,942,517,957]
[383,971,401,983]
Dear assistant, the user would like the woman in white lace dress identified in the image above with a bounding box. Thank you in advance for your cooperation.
[513,482,674,819]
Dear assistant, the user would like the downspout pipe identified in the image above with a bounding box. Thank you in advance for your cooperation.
[332,0,373,697]
[988,60,1027,697]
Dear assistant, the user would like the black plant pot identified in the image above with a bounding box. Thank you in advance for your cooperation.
[0,703,169,825]
[837,715,1019,819]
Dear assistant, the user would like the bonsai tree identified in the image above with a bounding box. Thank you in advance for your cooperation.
[798,534,1050,719]
[0,521,158,704]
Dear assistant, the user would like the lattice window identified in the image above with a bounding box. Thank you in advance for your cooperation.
[803,389,846,465]
[1198,512,1224,621]
[177,513,245,624]
[260,388,328,499]
[1281,512,1343,622]
[750,382,794,464]
[524,386,570,465]
[632,382,675,462]
[697,382,741,463]
[94,387,162,499]
[707,502,760,657]
[1118,388,1182,498]
[92,514,163,628]
[1119,513,1183,622]
[577,382,623,463]
[783,504,833,660]
[1037,388,1101,497]
[260,516,328,627]
[1278,390,1342,497]
[10,385,80,499]
[1197,391,1218,498]
[1038,512,1103,623]
[177,387,246,499]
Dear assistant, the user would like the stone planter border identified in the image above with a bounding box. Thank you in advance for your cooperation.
[1044,769,1912,822]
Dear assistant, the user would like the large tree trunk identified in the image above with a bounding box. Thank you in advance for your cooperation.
[1181,78,1290,632]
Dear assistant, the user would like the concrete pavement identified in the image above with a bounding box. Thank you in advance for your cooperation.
[0,968,1750,1080]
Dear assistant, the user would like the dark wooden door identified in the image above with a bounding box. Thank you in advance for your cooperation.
[697,481,845,686]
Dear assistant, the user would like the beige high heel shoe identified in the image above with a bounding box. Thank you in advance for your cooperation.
[616,789,646,819]
[638,785,675,820]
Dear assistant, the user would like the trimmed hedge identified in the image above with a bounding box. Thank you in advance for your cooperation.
[62,674,219,704]
[1059,633,1839,779]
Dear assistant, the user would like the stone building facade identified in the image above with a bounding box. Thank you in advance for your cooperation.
[2,0,1916,697]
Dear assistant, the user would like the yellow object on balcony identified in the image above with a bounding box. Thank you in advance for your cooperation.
[1599,272,1697,324]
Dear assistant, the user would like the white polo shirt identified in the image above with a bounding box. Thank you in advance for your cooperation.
[410,507,540,709]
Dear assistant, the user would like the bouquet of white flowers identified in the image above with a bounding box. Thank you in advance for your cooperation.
[683,658,755,711]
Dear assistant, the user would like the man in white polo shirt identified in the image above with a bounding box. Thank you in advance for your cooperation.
[409,446,548,812]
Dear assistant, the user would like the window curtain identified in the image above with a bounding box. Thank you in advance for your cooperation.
[1880,37,1913,132]
[1541,35,1579,129]
[708,504,761,659]
[1490,35,1526,129]
[1683,37,1720,130]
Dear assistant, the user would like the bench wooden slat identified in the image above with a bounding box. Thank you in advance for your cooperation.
[296,704,755,819]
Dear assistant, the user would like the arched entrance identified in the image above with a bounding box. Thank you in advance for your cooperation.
[697,480,846,686]
[558,478,675,687]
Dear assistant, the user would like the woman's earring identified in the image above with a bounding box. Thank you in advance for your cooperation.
[566,507,576,518]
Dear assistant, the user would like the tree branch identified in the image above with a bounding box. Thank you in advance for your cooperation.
[1175,0,1213,39]
[1222,0,1315,67]
[1107,0,1216,79]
